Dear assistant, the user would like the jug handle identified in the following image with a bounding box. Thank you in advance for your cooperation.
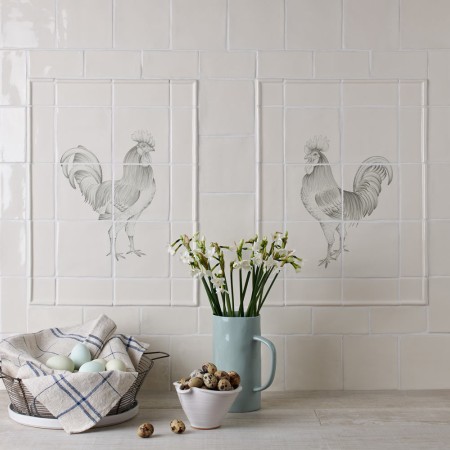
[253,336,277,392]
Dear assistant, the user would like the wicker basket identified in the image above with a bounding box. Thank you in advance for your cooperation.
[0,351,169,418]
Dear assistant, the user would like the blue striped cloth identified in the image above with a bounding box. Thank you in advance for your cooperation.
[0,315,148,433]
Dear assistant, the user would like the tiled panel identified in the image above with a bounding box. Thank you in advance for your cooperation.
[57,0,112,48]
[285,336,343,390]
[228,0,284,50]
[200,52,256,78]
[29,79,199,313]
[401,0,450,49]
[0,51,26,106]
[343,0,399,50]
[114,0,169,49]
[286,0,342,50]
[343,335,398,389]
[1,0,56,48]
[257,79,427,305]
[172,0,227,50]
[29,51,83,78]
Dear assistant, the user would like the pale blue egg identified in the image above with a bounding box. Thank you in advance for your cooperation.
[70,343,92,369]
[78,361,105,373]
[46,355,75,372]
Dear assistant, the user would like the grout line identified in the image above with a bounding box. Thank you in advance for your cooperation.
[111,80,116,305]
[111,0,116,48]
[282,79,288,307]
[339,79,345,305]
[397,81,401,305]
[255,80,261,236]
[53,79,59,306]
[226,0,230,51]
[169,0,173,50]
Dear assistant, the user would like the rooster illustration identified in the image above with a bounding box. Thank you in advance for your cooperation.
[301,136,393,268]
[60,130,156,261]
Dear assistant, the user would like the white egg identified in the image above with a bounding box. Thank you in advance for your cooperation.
[78,361,105,373]
[70,343,92,369]
[46,355,75,372]
[92,358,107,370]
[106,359,127,372]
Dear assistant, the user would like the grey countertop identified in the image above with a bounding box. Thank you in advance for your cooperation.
[2,390,450,449]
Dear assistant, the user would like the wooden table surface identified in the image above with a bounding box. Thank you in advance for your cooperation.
[2,390,450,449]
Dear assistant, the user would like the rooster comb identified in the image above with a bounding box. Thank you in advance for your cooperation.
[304,135,329,154]
[131,130,155,147]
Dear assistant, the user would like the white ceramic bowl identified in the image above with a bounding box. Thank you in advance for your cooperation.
[173,382,242,429]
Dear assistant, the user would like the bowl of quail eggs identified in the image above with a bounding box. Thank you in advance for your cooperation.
[173,362,242,430]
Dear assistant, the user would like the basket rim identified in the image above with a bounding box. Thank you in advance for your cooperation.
[0,351,169,382]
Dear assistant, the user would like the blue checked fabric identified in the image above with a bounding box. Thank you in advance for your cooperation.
[0,315,149,433]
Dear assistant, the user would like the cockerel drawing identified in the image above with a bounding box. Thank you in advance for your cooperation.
[60,130,156,261]
[301,136,393,268]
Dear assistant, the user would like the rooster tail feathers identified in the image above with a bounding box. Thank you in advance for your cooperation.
[60,146,103,209]
[351,156,393,218]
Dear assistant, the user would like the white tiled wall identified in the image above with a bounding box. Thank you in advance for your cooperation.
[1,0,450,391]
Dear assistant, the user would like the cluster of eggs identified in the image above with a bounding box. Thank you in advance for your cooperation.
[46,343,127,373]
[178,362,240,392]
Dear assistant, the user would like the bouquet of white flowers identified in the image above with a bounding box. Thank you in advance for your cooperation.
[168,232,302,317]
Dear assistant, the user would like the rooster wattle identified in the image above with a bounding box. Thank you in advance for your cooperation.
[301,136,393,268]
[60,130,156,261]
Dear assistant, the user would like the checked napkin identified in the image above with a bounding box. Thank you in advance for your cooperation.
[0,315,149,434]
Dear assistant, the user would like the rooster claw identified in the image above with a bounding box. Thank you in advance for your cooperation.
[107,252,126,261]
[318,256,335,268]
[127,249,146,257]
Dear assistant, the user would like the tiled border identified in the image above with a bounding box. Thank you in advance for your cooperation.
[256,79,428,306]
[27,78,200,307]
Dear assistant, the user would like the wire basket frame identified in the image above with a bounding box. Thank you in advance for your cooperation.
[0,351,169,418]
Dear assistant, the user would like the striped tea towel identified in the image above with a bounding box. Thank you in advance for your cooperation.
[0,315,149,434]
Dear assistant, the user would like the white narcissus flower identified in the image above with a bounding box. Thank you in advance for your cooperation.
[201,267,212,278]
[167,245,176,255]
[180,251,194,264]
[252,240,261,252]
[211,276,225,288]
[206,246,216,262]
[251,252,263,267]
[265,255,278,270]
[190,267,203,278]
[233,260,251,270]
[273,232,283,246]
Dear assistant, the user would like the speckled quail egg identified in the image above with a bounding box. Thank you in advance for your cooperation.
[203,373,218,389]
[217,378,233,391]
[188,376,204,388]
[189,368,205,378]
[137,423,154,438]
[214,370,230,381]
[228,371,241,388]
[170,419,186,434]
[202,362,217,375]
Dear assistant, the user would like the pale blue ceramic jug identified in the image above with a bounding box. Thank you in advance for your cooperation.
[212,315,276,413]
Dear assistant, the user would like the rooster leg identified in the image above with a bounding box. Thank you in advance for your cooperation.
[106,223,126,261]
[331,223,350,258]
[318,222,338,268]
[125,214,145,257]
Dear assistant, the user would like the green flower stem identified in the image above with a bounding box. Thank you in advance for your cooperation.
[230,269,235,314]
[201,277,220,315]
[239,270,244,316]
[257,271,279,315]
